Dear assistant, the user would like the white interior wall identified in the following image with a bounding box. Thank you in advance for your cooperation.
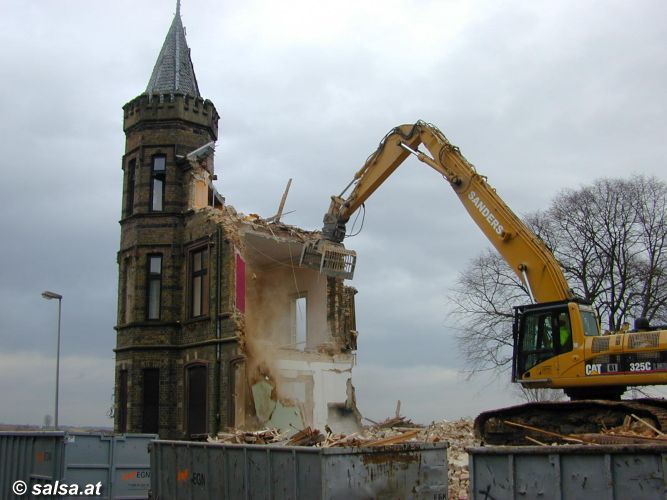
[276,356,354,431]
[245,264,329,349]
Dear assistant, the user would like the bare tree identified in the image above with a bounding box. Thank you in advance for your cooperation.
[452,176,667,376]
[631,177,667,324]
[541,176,667,330]
[450,249,527,372]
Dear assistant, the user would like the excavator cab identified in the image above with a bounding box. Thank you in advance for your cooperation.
[512,300,599,383]
[513,301,571,381]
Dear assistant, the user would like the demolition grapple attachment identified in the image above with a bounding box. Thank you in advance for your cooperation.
[300,239,357,280]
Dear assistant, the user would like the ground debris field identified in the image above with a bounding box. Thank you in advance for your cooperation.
[208,415,477,500]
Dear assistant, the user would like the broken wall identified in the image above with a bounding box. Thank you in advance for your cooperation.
[235,225,361,433]
[275,355,359,433]
[176,170,362,434]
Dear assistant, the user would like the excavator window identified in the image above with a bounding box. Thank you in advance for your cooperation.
[519,311,555,373]
[581,310,600,336]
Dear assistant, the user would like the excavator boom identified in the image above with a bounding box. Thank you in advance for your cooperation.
[302,121,572,302]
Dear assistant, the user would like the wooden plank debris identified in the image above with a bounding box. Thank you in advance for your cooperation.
[631,413,665,436]
[501,414,667,447]
[524,436,548,446]
[503,420,592,444]
[287,427,325,446]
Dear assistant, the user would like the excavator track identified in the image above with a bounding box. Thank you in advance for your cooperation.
[475,399,667,445]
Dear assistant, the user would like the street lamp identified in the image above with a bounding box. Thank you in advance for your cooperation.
[41,290,62,430]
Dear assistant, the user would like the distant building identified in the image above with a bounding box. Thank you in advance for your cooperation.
[114,3,359,439]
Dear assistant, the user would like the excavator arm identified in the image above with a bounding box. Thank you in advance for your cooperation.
[302,121,667,438]
[303,120,573,303]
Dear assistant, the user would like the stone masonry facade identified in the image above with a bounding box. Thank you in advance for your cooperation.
[114,7,359,439]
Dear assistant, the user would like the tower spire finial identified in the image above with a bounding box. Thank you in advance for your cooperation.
[144,0,200,97]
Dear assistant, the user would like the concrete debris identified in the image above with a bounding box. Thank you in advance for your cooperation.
[423,419,475,500]
[353,417,476,499]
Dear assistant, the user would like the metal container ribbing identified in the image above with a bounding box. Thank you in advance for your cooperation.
[468,444,667,499]
[150,440,448,499]
[0,431,155,499]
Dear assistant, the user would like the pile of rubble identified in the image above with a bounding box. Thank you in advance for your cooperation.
[424,419,475,500]
[208,413,477,500]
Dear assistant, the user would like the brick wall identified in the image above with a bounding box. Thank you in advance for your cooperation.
[114,92,243,439]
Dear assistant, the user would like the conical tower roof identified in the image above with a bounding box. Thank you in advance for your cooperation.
[145,1,200,97]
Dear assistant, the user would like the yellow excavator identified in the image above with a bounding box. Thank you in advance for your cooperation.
[301,121,667,444]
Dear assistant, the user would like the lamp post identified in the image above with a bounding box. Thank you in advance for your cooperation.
[41,291,62,429]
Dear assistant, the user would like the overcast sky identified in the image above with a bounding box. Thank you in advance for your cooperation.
[1,0,666,427]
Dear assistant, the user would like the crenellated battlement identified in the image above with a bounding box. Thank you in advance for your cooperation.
[123,93,219,138]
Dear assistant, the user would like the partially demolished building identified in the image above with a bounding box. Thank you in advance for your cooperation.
[114,4,359,439]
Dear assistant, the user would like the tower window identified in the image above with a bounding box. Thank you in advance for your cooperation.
[147,254,162,320]
[125,159,136,216]
[150,155,166,212]
[190,248,209,318]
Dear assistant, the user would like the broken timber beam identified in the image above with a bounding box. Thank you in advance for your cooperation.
[366,430,420,447]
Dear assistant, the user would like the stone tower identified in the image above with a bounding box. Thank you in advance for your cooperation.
[114,2,361,440]
[114,3,221,438]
